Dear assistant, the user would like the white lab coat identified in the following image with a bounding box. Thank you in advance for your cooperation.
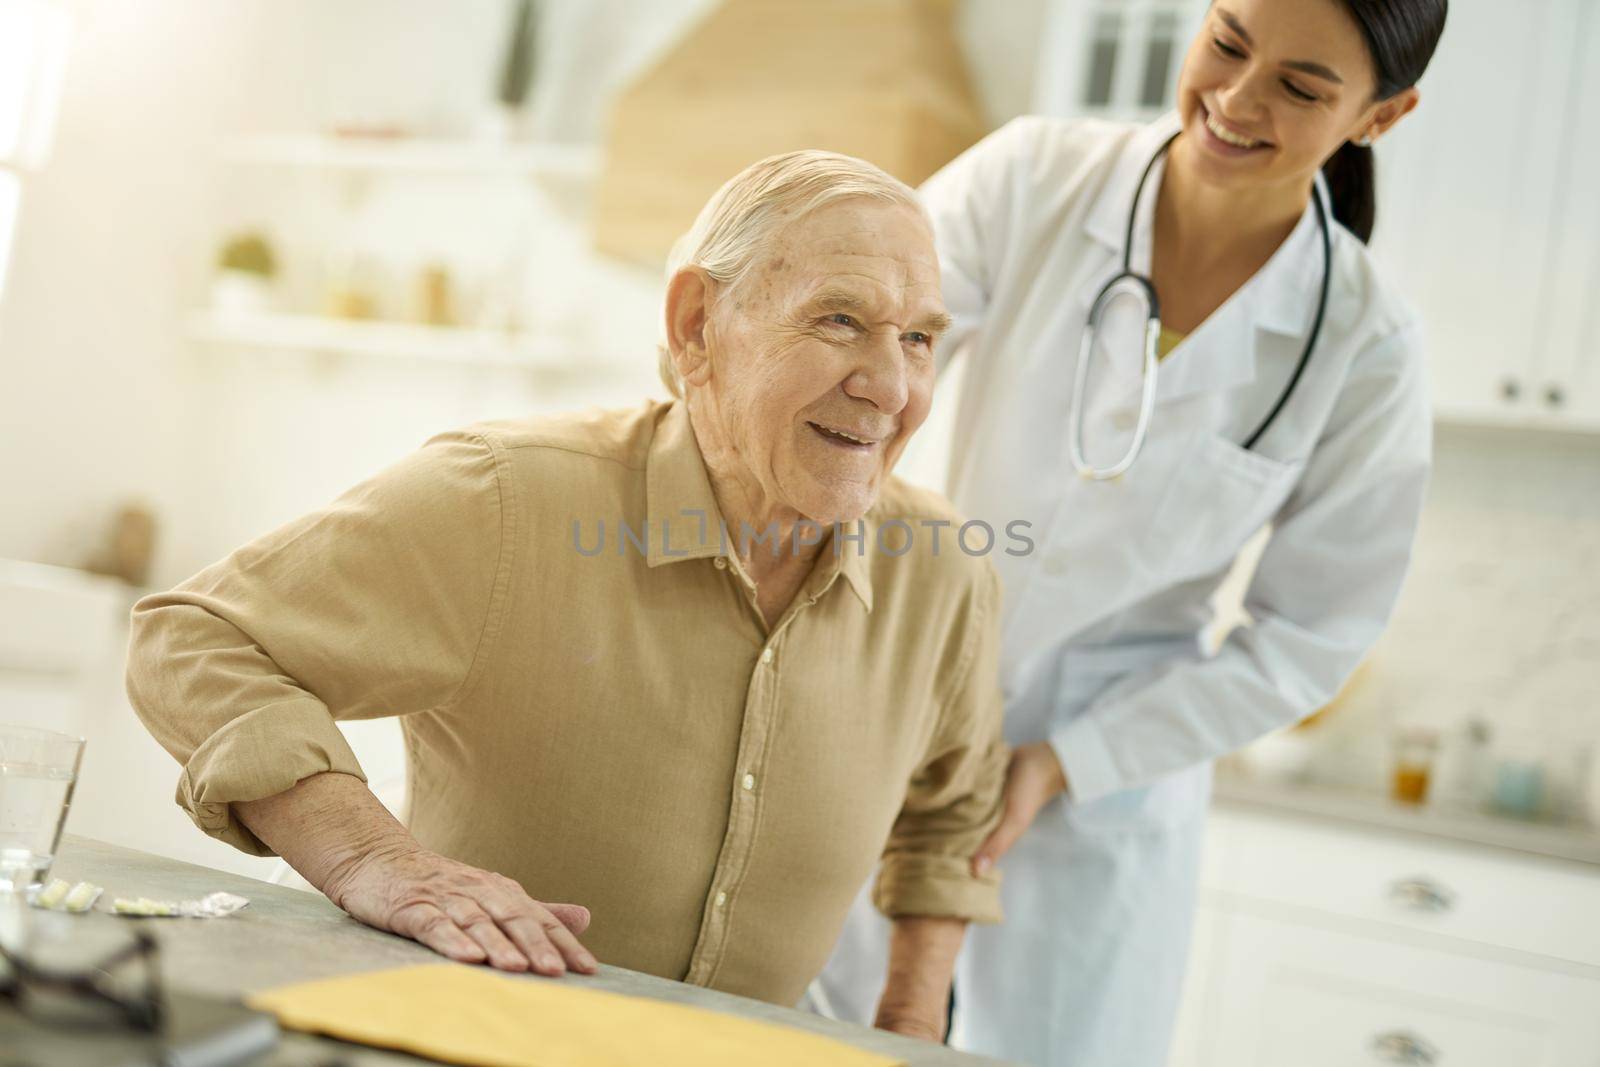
[808,113,1433,1065]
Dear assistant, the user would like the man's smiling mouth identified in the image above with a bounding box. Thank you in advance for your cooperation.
[808,421,881,450]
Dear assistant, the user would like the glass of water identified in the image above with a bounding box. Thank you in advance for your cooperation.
[0,724,84,894]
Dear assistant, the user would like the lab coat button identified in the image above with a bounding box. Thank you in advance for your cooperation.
[1112,411,1138,432]
[1042,550,1069,576]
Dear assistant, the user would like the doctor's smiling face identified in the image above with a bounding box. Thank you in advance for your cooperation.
[666,197,947,528]
[1173,0,1421,193]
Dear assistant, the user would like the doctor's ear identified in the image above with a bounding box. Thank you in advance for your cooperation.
[665,267,717,388]
[1356,86,1420,147]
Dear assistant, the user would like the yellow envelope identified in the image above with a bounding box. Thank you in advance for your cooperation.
[246,964,905,1067]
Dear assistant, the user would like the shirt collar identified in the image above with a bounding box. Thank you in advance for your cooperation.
[828,519,875,613]
[645,400,725,565]
[643,401,873,612]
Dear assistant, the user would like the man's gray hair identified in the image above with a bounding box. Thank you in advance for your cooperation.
[657,150,926,397]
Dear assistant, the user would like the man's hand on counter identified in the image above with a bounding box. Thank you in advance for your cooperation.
[326,841,598,976]
[234,771,597,977]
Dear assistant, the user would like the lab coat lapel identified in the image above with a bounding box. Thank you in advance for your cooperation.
[1162,180,1329,405]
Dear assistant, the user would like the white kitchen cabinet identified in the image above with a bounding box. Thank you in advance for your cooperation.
[1208,912,1600,1066]
[1174,803,1600,1067]
[1207,805,1600,968]
[1528,0,1600,427]
[1168,901,1227,1067]
[1372,0,1586,429]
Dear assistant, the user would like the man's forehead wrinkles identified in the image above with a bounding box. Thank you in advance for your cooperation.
[803,270,937,297]
[792,274,947,324]
[800,244,934,265]
[803,257,939,287]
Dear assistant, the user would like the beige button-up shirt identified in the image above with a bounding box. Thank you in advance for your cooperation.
[127,399,1005,1006]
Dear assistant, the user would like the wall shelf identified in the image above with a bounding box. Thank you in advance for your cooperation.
[219,133,601,180]
[187,310,618,372]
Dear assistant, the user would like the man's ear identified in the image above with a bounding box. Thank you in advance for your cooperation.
[665,267,716,389]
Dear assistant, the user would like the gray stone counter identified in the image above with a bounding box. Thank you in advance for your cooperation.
[24,835,1016,1066]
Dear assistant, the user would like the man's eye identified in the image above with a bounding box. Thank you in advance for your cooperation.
[1213,37,1244,59]
[903,332,931,347]
[826,314,858,328]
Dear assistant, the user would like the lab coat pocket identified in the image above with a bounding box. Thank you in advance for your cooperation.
[1147,431,1303,576]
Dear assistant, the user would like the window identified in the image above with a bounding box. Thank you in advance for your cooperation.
[0,0,70,301]
[1036,0,1200,120]
[1140,11,1181,109]
[0,170,18,297]
[1085,11,1124,109]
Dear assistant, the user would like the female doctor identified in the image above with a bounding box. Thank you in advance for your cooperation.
[813,0,1449,1063]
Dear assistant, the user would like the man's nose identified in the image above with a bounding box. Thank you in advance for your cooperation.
[843,334,910,414]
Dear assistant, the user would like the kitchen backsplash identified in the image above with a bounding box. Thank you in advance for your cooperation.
[1280,422,1600,795]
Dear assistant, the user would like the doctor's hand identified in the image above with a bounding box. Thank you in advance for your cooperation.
[971,742,1068,875]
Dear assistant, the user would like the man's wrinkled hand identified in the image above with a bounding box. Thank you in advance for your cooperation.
[323,842,597,977]
[970,740,1068,876]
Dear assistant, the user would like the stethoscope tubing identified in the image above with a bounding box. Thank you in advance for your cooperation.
[1068,131,1332,479]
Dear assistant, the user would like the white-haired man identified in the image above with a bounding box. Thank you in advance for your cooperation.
[127,151,1005,1038]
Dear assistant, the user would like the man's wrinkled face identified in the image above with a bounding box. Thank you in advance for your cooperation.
[700,199,948,525]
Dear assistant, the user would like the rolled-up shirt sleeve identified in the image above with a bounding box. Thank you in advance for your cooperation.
[126,431,511,854]
[873,565,1007,924]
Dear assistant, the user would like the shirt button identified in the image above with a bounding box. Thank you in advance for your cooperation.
[760,647,774,665]
[713,557,727,570]
[741,773,755,791]
[714,891,727,908]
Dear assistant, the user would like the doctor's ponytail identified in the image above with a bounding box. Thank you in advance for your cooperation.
[1324,0,1447,243]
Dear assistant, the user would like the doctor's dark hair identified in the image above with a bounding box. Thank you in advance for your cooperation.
[1324,0,1447,243]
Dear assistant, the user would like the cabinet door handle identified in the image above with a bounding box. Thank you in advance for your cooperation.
[1372,1030,1439,1064]
[1545,383,1566,408]
[1387,877,1455,913]
[1500,377,1521,402]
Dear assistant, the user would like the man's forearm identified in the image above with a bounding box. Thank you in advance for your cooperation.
[874,915,967,1040]
[234,771,416,898]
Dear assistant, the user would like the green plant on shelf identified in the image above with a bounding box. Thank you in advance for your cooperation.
[217,233,277,277]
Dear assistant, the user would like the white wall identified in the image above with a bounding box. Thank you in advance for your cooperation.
[0,0,1040,877]
[0,1,238,577]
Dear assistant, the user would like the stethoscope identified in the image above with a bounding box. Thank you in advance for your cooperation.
[1067,132,1333,481]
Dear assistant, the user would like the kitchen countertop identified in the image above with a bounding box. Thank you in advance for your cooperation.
[11,835,1015,1066]
[1214,775,1600,866]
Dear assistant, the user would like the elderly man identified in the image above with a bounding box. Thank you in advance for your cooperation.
[126,150,1004,1039]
